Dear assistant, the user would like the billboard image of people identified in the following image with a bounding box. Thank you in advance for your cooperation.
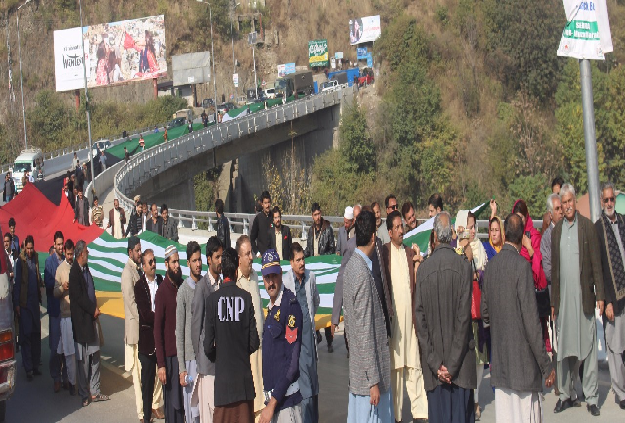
[85,15,167,87]
[54,15,167,91]
[349,15,381,45]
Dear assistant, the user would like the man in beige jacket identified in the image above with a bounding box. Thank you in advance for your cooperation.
[235,235,264,422]
[54,239,77,395]
[122,236,163,422]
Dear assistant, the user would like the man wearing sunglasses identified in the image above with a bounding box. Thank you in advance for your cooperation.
[595,181,625,411]
[123,236,164,421]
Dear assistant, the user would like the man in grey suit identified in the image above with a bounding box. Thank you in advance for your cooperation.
[481,213,555,422]
[191,236,223,422]
[343,210,393,422]
[414,211,476,423]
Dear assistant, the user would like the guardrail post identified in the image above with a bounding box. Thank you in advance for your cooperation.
[192,214,197,230]
[243,219,248,235]
[301,222,307,240]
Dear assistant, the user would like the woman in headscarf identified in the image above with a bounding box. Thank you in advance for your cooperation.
[512,199,551,352]
[483,200,504,261]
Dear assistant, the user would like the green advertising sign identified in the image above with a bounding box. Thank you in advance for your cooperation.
[309,39,329,67]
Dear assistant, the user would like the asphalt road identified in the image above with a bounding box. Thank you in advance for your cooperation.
[3,309,623,422]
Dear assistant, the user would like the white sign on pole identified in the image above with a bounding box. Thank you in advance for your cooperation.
[557,0,613,60]
[233,73,239,88]
[54,27,86,92]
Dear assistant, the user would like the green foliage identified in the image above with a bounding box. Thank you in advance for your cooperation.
[339,103,375,174]
[482,0,564,101]
[508,174,551,219]
[26,91,188,153]
[435,5,449,27]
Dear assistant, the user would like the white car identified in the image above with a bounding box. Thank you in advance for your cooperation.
[92,140,111,159]
[263,88,276,99]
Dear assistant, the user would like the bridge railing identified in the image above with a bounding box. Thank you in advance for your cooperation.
[113,87,354,216]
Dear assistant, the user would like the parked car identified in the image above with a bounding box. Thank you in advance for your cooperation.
[217,102,237,114]
[91,140,111,159]
[202,98,215,109]
[0,259,16,422]
[11,148,44,193]
[263,88,276,99]
[167,117,187,129]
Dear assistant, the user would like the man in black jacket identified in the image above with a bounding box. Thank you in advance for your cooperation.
[73,186,90,226]
[135,249,164,423]
[268,206,292,261]
[126,195,144,237]
[215,198,230,249]
[3,172,15,203]
[304,203,335,258]
[204,247,259,422]
[146,203,163,234]
[69,240,109,407]
[595,181,625,410]
[250,191,273,258]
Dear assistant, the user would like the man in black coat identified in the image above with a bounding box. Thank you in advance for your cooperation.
[73,186,90,226]
[267,206,292,261]
[304,203,335,258]
[69,240,109,406]
[215,198,231,249]
[250,191,273,258]
[204,247,259,421]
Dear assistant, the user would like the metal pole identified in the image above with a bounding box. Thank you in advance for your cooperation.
[253,44,258,99]
[579,58,601,222]
[210,4,217,113]
[231,2,240,101]
[79,0,95,192]
[16,0,32,150]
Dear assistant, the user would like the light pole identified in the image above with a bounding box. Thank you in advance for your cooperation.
[16,0,33,150]
[231,2,240,100]
[197,0,218,117]
[78,0,95,190]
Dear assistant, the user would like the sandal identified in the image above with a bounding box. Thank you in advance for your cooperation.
[82,397,90,407]
[91,393,110,402]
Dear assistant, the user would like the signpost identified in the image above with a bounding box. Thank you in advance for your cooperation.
[557,0,613,222]
[249,31,258,99]
[233,73,239,88]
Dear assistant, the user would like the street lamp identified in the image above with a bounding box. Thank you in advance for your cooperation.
[78,0,95,191]
[231,2,240,100]
[197,0,218,119]
[16,0,33,150]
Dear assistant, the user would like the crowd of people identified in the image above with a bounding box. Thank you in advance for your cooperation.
[2,176,625,423]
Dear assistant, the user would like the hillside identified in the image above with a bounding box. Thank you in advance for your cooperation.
[1,0,625,216]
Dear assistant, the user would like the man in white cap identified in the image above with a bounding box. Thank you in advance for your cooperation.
[337,206,354,257]
[154,245,185,422]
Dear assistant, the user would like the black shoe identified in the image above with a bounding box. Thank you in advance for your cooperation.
[32,368,42,376]
[69,383,75,396]
[554,398,580,413]
[26,371,33,382]
[413,419,428,423]
[587,404,600,416]
[620,399,625,410]
[327,344,334,353]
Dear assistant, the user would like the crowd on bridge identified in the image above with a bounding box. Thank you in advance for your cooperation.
[2,175,625,423]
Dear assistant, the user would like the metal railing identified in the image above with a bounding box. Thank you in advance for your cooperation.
[113,88,353,216]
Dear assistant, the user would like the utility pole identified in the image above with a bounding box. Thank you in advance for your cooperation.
[197,1,218,114]
[16,0,33,150]
[78,0,95,191]
[580,59,601,222]
[231,2,240,100]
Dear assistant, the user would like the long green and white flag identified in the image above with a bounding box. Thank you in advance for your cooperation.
[557,0,613,60]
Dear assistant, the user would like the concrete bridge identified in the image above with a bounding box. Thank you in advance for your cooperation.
[93,87,356,214]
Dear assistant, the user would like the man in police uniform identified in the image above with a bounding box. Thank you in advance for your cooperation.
[259,249,304,423]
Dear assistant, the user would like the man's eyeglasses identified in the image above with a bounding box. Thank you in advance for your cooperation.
[603,197,616,204]
[388,205,398,211]
[148,259,156,266]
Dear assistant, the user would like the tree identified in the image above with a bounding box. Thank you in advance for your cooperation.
[339,103,375,174]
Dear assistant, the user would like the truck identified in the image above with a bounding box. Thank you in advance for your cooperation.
[320,79,348,92]
[327,67,360,87]
[358,67,375,86]
[0,252,16,422]
[11,148,44,193]
[274,70,314,98]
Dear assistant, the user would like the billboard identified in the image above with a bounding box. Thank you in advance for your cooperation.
[285,63,296,74]
[557,0,613,60]
[309,39,328,67]
[357,47,367,59]
[54,15,167,91]
[54,27,86,92]
[349,15,381,45]
[172,52,210,86]
[277,64,286,77]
